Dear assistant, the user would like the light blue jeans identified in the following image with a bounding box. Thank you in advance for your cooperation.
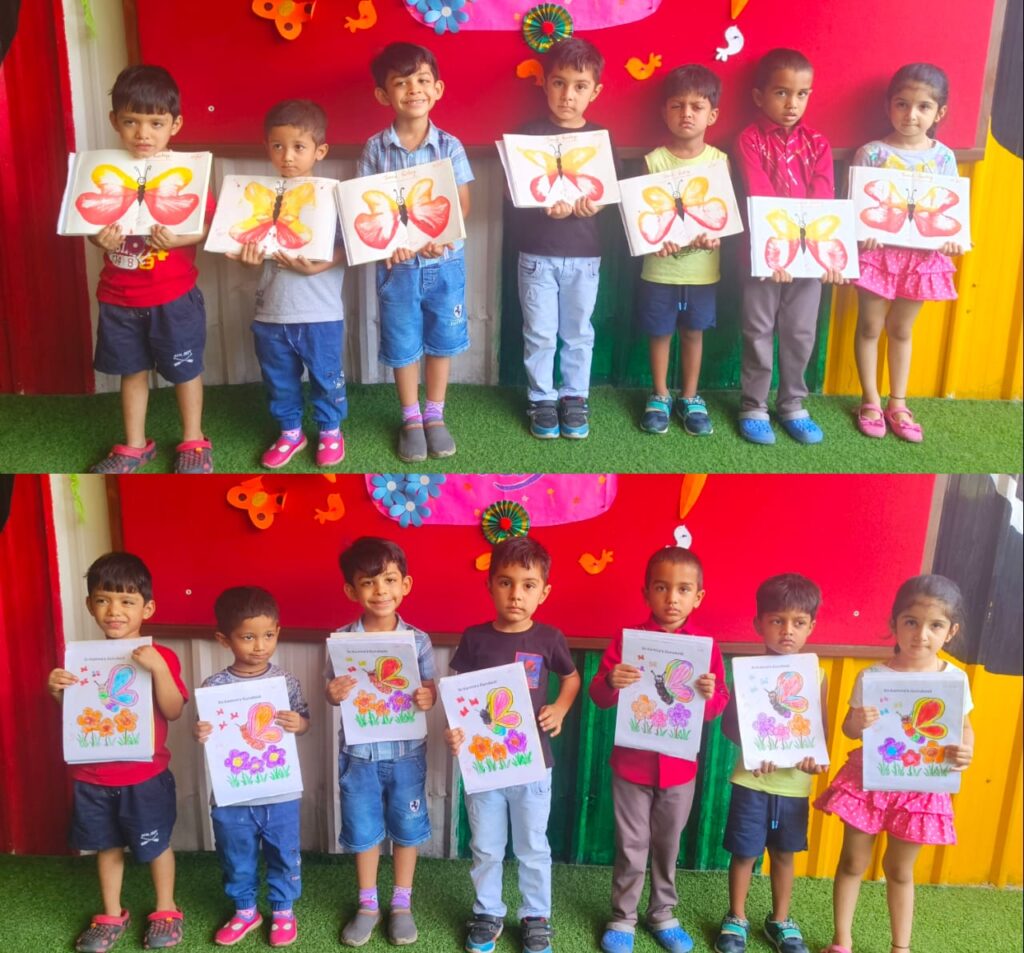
[518,253,600,402]
[465,768,553,919]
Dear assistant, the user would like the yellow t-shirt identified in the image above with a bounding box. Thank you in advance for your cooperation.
[639,144,728,286]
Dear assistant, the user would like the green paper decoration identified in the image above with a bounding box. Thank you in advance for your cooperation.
[521,3,573,53]
[480,500,531,545]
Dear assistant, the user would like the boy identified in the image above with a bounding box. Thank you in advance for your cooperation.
[325,537,436,946]
[638,65,725,437]
[507,37,608,440]
[46,552,188,952]
[194,587,310,948]
[589,547,729,953]
[89,65,215,474]
[735,49,843,446]
[715,574,828,953]
[359,42,473,462]
[231,100,348,470]
[446,536,580,953]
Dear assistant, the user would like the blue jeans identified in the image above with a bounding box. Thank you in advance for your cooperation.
[211,800,301,911]
[465,768,552,919]
[252,319,347,431]
[518,253,600,402]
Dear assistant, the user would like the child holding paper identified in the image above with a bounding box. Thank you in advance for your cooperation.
[445,536,580,953]
[589,546,729,953]
[325,537,436,946]
[46,552,189,952]
[715,574,828,953]
[194,587,310,948]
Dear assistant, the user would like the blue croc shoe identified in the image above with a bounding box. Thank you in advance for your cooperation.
[600,928,635,953]
[641,394,671,434]
[649,920,693,953]
[714,914,749,953]
[676,395,713,436]
[739,416,776,445]
[763,917,808,953]
[779,415,823,445]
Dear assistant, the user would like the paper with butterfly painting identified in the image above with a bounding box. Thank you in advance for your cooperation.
[733,653,828,771]
[439,662,546,794]
[747,197,860,280]
[194,676,303,807]
[335,158,465,266]
[63,638,154,763]
[497,130,620,209]
[58,150,212,237]
[204,174,339,261]
[613,630,713,760]
[326,633,426,744]
[617,162,743,257]
[861,670,965,793]
[849,166,972,252]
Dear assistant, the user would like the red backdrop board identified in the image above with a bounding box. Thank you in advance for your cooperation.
[133,0,997,151]
[117,473,934,646]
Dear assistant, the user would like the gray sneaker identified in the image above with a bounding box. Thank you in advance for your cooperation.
[397,424,428,462]
[341,909,380,947]
[389,908,418,946]
[425,420,457,458]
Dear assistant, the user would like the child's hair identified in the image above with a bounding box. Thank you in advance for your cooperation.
[339,536,408,584]
[489,536,551,582]
[661,64,722,108]
[755,573,821,619]
[110,64,181,117]
[371,42,439,88]
[214,586,280,634]
[545,36,605,83]
[753,48,814,89]
[644,546,704,589]
[263,99,328,144]
[887,62,950,111]
[86,552,153,602]
[890,574,966,634]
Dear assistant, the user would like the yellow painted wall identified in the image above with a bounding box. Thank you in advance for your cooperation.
[825,130,1024,401]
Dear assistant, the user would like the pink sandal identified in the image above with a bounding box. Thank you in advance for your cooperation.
[856,403,886,439]
[884,404,924,443]
[269,912,297,947]
[214,912,263,946]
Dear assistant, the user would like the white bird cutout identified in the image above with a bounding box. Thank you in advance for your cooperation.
[715,25,745,62]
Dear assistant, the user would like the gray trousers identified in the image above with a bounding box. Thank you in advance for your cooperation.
[740,277,822,418]
[608,774,696,932]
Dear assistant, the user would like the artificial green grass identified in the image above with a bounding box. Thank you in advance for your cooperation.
[3,385,1022,475]
[1,853,1019,952]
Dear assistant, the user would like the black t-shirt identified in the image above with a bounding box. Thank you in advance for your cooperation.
[450,620,576,767]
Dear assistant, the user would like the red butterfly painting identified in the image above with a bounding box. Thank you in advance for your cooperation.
[764,209,849,273]
[354,180,451,250]
[638,177,728,246]
[518,145,604,204]
[229,181,315,250]
[75,163,199,227]
[859,180,962,238]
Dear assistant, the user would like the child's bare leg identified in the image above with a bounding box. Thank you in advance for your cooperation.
[883,298,925,416]
[121,370,150,447]
[678,328,703,398]
[97,846,126,916]
[727,855,757,920]
[830,825,875,949]
[424,355,451,405]
[882,835,921,952]
[174,375,205,443]
[647,334,673,396]
[393,844,418,889]
[355,845,381,891]
[394,364,420,409]
[766,847,795,921]
[853,289,889,416]
[149,846,177,911]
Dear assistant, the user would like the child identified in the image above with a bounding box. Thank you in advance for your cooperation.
[816,575,974,953]
[590,546,729,953]
[446,536,581,953]
[735,49,843,446]
[715,574,829,953]
[46,552,188,952]
[638,65,726,437]
[88,65,215,474]
[194,587,310,947]
[507,36,608,440]
[358,42,473,462]
[325,537,436,946]
[231,100,348,469]
[851,64,964,443]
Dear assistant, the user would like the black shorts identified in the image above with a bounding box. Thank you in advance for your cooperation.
[636,279,717,336]
[723,782,809,857]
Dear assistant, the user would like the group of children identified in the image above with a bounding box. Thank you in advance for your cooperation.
[81,39,964,473]
[48,544,974,953]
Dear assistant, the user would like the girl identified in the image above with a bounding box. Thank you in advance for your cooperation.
[815,575,974,953]
[851,64,964,443]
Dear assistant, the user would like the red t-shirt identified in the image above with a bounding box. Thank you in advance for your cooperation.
[96,192,216,307]
[70,644,189,787]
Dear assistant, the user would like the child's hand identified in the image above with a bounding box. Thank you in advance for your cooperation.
[751,760,777,777]
[48,667,77,701]
[607,663,642,690]
[945,741,973,770]
[149,225,182,250]
[419,241,454,259]
[91,224,123,252]
[696,672,716,699]
[275,709,304,733]
[413,686,435,711]
[769,268,793,284]
[546,201,573,220]
[822,267,846,285]
[194,720,213,744]
[572,196,599,218]
[657,241,682,258]
[795,756,828,775]
[849,706,880,735]
[939,241,964,256]
[860,237,881,252]
[691,233,720,251]
[326,675,357,705]
[132,644,168,674]
[538,703,567,737]
[227,241,266,267]
[444,726,464,756]
[271,252,322,274]
[386,246,417,269]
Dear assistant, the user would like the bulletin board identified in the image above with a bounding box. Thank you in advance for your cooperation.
[131,0,1000,152]
[116,473,935,646]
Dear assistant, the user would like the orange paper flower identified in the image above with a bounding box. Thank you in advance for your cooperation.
[469,734,493,761]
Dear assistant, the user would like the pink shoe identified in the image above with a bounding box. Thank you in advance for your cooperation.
[884,404,924,443]
[269,913,297,948]
[261,434,307,469]
[214,912,262,946]
[856,403,886,439]
[90,439,157,474]
[315,431,345,467]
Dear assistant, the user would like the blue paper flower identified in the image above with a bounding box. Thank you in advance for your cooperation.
[371,474,406,507]
[406,0,431,12]
[422,0,469,34]
[405,473,446,503]
[389,496,432,528]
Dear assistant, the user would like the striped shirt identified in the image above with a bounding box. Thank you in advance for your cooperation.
[736,116,834,199]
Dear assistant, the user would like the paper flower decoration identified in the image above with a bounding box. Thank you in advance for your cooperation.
[422,0,470,34]
[481,500,530,544]
[521,3,573,53]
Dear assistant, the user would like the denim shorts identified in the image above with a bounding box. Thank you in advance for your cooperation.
[723,783,809,857]
[337,749,431,852]
[376,256,468,367]
[94,286,207,383]
[636,279,717,336]
[69,769,177,862]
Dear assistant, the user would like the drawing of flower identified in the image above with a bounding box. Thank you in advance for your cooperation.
[789,713,811,738]
[405,473,445,502]
[631,694,656,721]
[922,741,946,764]
[469,735,493,761]
[247,757,266,775]
[650,709,668,729]
[901,749,922,767]
[667,704,691,728]
[264,745,287,769]
[370,475,405,507]
[772,722,791,741]
[389,692,413,713]
[506,729,528,754]
[114,708,138,733]
[98,718,116,738]
[491,743,509,762]
[389,496,432,528]
[878,737,906,763]
[753,713,776,738]
[355,690,377,714]
[225,749,250,774]
[77,707,102,732]
[422,0,470,34]
[373,700,388,717]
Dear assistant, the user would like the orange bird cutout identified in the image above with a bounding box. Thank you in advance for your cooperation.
[516,59,545,86]
[314,493,346,524]
[252,0,316,40]
[625,54,662,81]
[227,477,287,530]
[344,0,377,32]
[579,550,614,575]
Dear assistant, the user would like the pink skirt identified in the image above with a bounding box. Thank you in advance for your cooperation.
[813,748,956,845]
[855,247,957,302]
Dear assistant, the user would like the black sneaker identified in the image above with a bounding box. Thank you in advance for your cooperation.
[527,400,560,439]
[521,916,554,953]
[558,396,590,439]
[465,914,504,953]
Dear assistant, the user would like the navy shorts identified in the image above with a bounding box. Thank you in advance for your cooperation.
[723,782,809,857]
[636,279,717,336]
[94,286,206,383]
[69,769,177,862]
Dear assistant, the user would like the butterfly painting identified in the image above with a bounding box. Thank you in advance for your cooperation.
[900,697,948,744]
[75,164,199,228]
[368,656,410,695]
[638,179,728,245]
[239,701,284,751]
[766,671,808,719]
[519,144,604,204]
[353,180,451,250]
[765,209,848,272]
[94,663,139,713]
[653,659,695,706]
[748,197,859,279]
[499,130,619,210]
[479,687,523,736]
[229,181,315,250]
[860,180,961,239]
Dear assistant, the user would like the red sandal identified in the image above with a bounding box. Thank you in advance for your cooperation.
[75,910,130,952]
[90,440,157,474]
[173,438,214,473]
